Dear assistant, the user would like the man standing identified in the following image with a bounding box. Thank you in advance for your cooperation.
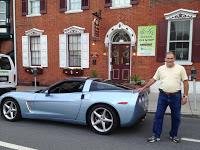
[138,52,189,143]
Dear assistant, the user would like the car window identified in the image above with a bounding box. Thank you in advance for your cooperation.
[89,80,130,91]
[49,81,84,93]
[0,57,11,70]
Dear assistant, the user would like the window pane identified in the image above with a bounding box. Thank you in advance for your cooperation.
[31,0,40,14]
[70,0,81,10]
[169,42,189,60]
[68,35,81,67]
[170,20,190,41]
[114,0,129,5]
[31,36,41,66]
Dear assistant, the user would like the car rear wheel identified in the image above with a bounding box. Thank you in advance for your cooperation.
[2,98,21,121]
[87,104,119,134]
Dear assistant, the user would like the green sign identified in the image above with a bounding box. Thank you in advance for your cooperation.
[0,71,9,73]
[137,25,156,56]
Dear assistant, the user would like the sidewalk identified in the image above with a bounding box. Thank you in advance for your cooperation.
[148,93,200,118]
[16,86,200,118]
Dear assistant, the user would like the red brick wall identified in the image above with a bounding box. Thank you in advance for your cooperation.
[15,0,200,86]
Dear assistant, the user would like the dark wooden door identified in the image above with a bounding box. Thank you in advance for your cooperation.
[111,44,130,82]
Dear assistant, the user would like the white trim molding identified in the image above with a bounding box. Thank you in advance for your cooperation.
[104,22,136,47]
[63,26,85,34]
[25,28,44,36]
[164,8,198,20]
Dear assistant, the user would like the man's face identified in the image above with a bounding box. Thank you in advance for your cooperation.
[165,53,175,67]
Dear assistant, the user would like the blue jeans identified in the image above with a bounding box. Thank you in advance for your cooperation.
[153,92,182,138]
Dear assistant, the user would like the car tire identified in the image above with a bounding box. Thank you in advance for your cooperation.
[2,98,21,121]
[87,104,119,135]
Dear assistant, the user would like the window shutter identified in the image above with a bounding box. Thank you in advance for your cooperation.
[157,21,168,62]
[22,0,28,16]
[59,0,67,12]
[22,36,29,67]
[40,0,47,14]
[81,33,89,68]
[131,0,139,5]
[59,34,67,68]
[82,0,89,10]
[104,0,112,8]
[40,35,48,67]
[192,18,200,62]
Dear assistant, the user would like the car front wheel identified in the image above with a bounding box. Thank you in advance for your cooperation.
[2,98,21,121]
[87,104,119,134]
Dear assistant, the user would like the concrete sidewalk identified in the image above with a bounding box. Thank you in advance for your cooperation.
[16,86,200,118]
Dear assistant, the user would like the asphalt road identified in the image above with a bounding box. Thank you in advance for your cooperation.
[0,113,200,150]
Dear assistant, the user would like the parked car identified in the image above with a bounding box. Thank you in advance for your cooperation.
[0,77,148,134]
[0,54,16,96]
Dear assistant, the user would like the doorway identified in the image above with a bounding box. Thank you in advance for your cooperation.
[111,44,130,82]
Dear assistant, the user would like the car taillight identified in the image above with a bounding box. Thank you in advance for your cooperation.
[137,96,140,103]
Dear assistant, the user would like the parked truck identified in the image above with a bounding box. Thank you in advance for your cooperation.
[0,54,16,95]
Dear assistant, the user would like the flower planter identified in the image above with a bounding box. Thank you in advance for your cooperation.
[63,69,83,76]
[25,68,43,74]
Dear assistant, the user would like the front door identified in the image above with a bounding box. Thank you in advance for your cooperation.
[111,44,130,82]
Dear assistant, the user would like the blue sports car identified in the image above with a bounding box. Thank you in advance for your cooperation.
[0,78,149,134]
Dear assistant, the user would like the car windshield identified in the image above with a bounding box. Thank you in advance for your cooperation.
[0,57,11,70]
[89,80,132,91]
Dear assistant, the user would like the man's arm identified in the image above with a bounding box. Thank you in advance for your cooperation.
[182,80,189,105]
[137,78,156,93]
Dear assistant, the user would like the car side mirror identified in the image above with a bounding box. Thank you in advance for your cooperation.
[45,90,50,96]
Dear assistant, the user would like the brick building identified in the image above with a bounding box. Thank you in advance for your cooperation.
[0,0,14,60]
[15,0,200,93]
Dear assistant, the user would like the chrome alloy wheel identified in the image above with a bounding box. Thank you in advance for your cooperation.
[91,107,113,133]
[3,100,18,120]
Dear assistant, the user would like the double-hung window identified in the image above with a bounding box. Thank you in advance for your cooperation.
[69,35,81,67]
[59,26,89,69]
[29,0,40,15]
[104,0,139,9]
[30,36,41,66]
[156,9,199,64]
[0,1,6,25]
[69,0,81,10]
[169,20,191,61]
[22,28,48,68]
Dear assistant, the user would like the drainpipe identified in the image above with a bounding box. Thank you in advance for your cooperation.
[13,0,17,84]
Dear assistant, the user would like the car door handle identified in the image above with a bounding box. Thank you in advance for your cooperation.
[81,94,84,99]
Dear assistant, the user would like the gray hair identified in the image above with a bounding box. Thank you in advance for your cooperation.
[165,51,175,58]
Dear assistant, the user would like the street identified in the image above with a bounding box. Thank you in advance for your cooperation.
[0,113,200,150]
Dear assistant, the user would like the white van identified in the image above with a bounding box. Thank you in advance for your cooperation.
[0,54,16,95]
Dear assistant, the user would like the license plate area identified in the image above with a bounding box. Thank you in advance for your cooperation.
[0,76,8,82]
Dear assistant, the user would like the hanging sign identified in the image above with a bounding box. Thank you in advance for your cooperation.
[92,18,100,38]
[137,25,156,56]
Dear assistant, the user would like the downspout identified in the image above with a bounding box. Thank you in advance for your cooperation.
[13,0,17,85]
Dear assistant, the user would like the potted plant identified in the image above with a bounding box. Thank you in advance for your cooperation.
[63,68,83,76]
[124,74,146,88]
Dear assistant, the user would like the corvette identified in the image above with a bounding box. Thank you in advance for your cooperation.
[0,77,149,134]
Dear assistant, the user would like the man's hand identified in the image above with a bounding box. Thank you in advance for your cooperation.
[137,87,144,93]
[181,97,187,105]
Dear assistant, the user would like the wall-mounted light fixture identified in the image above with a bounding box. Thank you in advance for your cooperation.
[92,39,96,45]
[133,48,137,56]
[103,50,107,56]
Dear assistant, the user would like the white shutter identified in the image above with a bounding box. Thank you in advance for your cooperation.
[59,34,67,68]
[81,33,89,68]
[22,36,29,67]
[40,35,48,67]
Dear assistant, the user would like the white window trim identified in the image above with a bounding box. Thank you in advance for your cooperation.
[27,0,41,17]
[65,0,83,14]
[165,8,198,65]
[166,19,193,65]
[64,26,85,69]
[110,4,132,10]
[24,28,47,68]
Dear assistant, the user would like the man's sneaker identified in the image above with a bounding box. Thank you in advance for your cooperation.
[170,136,180,143]
[147,135,160,143]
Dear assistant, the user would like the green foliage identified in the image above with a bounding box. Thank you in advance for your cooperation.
[89,69,100,78]
[129,74,142,85]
